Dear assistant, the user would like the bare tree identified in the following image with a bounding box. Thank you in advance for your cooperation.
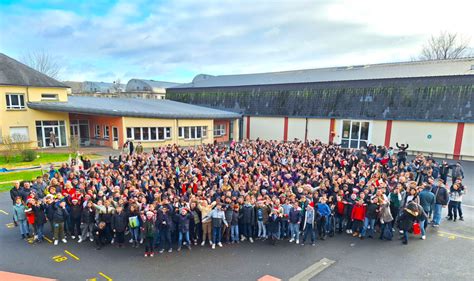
[21,50,62,79]
[112,78,122,92]
[419,32,471,60]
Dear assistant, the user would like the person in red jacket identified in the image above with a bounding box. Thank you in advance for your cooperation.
[335,195,345,233]
[351,199,366,237]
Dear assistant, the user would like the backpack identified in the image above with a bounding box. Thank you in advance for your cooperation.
[383,225,393,240]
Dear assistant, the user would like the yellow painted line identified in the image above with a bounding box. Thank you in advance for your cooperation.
[99,272,113,281]
[0,210,9,215]
[64,250,80,261]
[44,236,53,243]
[438,231,474,241]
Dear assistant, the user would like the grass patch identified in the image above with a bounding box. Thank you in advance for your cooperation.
[0,169,46,184]
[0,152,102,169]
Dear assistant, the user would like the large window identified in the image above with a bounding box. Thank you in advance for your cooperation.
[214,124,226,137]
[340,120,370,149]
[126,127,172,141]
[9,127,29,142]
[35,120,67,147]
[179,126,208,140]
[6,93,25,110]
[95,125,101,138]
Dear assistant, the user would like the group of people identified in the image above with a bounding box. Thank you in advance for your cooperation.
[10,139,466,257]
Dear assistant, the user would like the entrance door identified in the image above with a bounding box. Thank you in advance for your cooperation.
[71,124,80,139]
[340,120,370,149]
[229,120,234,141]
[43,126,59,147]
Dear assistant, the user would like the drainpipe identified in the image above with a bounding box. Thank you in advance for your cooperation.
[304,118,308,142]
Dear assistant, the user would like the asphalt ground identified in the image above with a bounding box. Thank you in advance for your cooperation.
[0,161,472,281]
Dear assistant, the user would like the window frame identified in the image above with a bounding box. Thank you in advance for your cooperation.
[339,119,372,149]
[6,93,26,110]
[41,93,59,101]
[103,125,110,140]
[213,124,226,137]
[95,124,101,138]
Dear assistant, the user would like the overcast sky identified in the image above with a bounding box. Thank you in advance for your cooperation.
[0,0,473,82]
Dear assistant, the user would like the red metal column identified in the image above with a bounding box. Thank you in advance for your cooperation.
[384,120,393,147]
[453,122,465,160]
[329,118,336,143]
[246,116,250,139]
[283,117,289,142]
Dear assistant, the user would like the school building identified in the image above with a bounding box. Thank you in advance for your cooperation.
[0,53,240,150]
[167,58,474,160]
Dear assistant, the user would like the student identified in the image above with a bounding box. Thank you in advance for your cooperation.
[142,211,156,257]
[53,201,69,245]
[208,203,228,249]
[13,197,29,239]
[316,197,331,240]
[175,208,192,251]
[79,200,95,243]
[256,201,268,239]
[127,204,141,248]
[112,206,128,248]
[31,198,47,243]
[69,198,82,240]
[241,199,255,243]
[379,199,394,241]
[447,183,464,222]
[301,202,316,246]
[230,204,240,243]
[158,205,173,253]
[198,199,215,246]
[94,221,108,250]
[288,202,302,244]
[351,199,366,238]
[397,201,419,245]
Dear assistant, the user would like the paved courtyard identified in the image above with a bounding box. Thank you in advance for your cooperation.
[0,161,472,281]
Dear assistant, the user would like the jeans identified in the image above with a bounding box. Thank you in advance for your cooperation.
[178,231,190,247]
[231,225,239,242]
[380,222,392,240]
[433,204,443,225]
[280,220,289,238]
[81,223,95,240]
[70,217,81,237]
[419,219,426,236]
[153,229,161,247]
[36,223,44,240]
[257,221,266,238]
[403,230,409,243]
[289,223,300,241]
[212,226,222,244]
[18,220,29,236]
[335,214,344,232]
[448,201,461,219]
[160,228,172,250]
[362,218,376,237]
[144,237,154,253]
[302,224,315,243]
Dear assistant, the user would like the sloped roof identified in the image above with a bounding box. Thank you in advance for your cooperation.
[175,58,474,88]
[126,79,182,92]
[27,96,241,119]
[0,53,68,88]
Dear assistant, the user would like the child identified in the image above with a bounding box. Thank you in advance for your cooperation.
[175,208,192,251]
[351,199,366,238]
[69,198,82,240]
[94,221,108,250]
[158,205,173,253]
[289,202,301,244]
[256,202,268,239]
[13,197,29,239]
[230,204,240,243]
[142,211,156,257]
[112,206,127,248]
[316,198,331,240]
[79,200,95,243]
[53,201,69,245]
[127,204,141,248]
[302,202,316,246]
[209,203,228,249]
[32,198,47,243]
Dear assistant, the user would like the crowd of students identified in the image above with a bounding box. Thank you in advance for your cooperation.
[9,139,467,257]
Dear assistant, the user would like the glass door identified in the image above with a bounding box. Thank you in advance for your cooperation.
[341,120,370,149]
[43,126,59,147]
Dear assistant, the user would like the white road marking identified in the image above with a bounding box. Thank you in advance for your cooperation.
[289,258,335,281]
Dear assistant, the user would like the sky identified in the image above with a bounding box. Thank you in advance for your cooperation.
[0,0,473,83]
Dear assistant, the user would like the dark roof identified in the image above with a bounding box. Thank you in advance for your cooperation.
[27,96,241,119]
[0,53,69,88]
[174,58,474,88]
[167,75,474,122]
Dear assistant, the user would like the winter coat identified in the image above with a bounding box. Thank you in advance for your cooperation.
[70,204,83,220]
[157,211,172,230]
[32,204,47,225]
[13,204,26,221]
[379,203,393,223]
[175,213,192,232]
[351,204,366,221]
[397,208,418,232]
[256,206,270,224]
[365,203,379,220]
[289,207,302,224]
[81,207,96,224]
[112,212,128,232]
[431,185,449,205]
[231,210,241,225]
[10,187,22,204]
[317,203,331,217]
[53,205,69,223]
[303,207,316,230]
[418,189,435,213]
[241,204,255,225]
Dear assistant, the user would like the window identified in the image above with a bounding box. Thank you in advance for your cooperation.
[178,126,207,140]
[6,93,25,110]
[340,120,370,149]
[9,127,29,142]
[214,124,226,136]
[112,127,119,141]
[103,125,109,139]
[41,94,59,101]
[125,127,171,141]
[95,125,100,138]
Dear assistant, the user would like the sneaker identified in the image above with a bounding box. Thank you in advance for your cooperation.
[177,247,181,252]
[349,229,353,234]
[352,232,358,237]
[78,238,83,243]
[289,238,294,243]
[459,217,464,221]
[111,238,114,244]
[90,238,94,242]
[346,229,350,234]
[301,243,305,246]
[421,235,426,240]
[183,242,187,246]
[241,237,246,242]
[71,235,76,240]
[140,238,144,244]
[433,224,440,228]
[296,240,299,245]
[144,252,148,257]
[168,249,172,253]
[34,235,38,240]
[209,240,213,246]
[129,239,134,243]
[218,242,223,247]
[311,243,316,246]
[150,252,154,257]
[187,245,192,250]
[402,240,408,245]
[212,244,215,249]
[159,249,164,254]
[249,237,254,243]
[54,240,58,246]
[201,241,206,246]
[62,239,67,244]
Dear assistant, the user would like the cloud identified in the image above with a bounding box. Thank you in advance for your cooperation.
[0,0,472,82]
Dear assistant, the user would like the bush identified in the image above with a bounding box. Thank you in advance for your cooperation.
[21,149,37,162]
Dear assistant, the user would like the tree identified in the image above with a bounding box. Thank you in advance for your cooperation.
[21,50,62,79]
[112,78,122,93]
[419,32,472,60]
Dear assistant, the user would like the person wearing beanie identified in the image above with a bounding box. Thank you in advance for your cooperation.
[175,208,192,252]
[301,202,316,246]
[208,203,228,249]
[141,211,156,257]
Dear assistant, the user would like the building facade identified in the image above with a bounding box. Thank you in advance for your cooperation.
[167,59,474,160]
